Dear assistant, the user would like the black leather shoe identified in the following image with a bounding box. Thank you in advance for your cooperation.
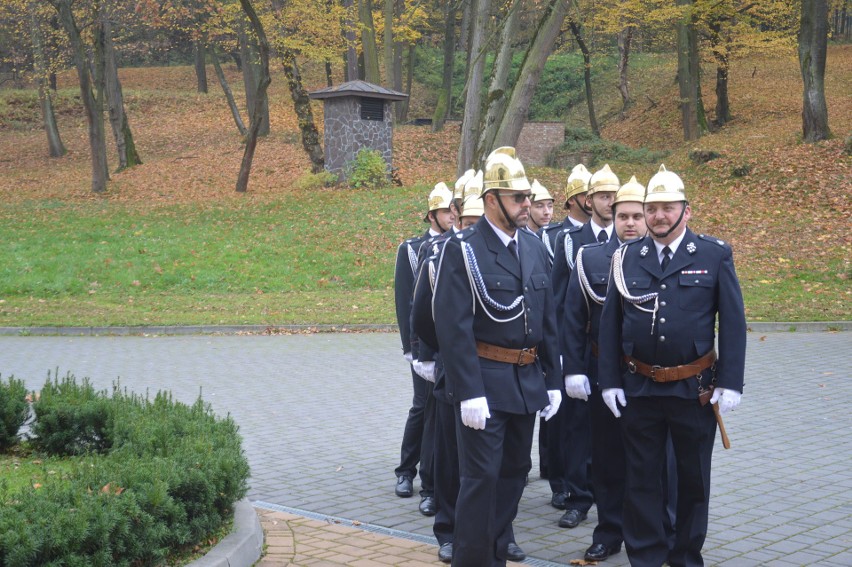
[438,542,453,563]
[395,475,413,497]
[558,508,588,528]
[550,491,569,509]
[584,542,622,561]
[419,495,437,516]
[506,542,526,562]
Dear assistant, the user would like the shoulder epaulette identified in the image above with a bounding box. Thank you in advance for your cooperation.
[698,234,727,247]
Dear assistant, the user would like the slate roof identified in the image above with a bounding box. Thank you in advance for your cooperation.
[308,80,408,101]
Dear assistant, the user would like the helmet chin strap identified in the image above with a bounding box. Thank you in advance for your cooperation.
[648,201,687,239]
[494,193,518,231]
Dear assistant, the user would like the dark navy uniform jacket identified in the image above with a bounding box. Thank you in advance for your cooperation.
[562,239,619,384]
[432,217,561,414]
[393,231,430,355]
[598,229,747,399]
[551,223,597,319]
[410,238,450,402]
[538,220,566,267]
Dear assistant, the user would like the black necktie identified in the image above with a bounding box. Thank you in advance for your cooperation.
[597,230,608,243]
[508,239,519,261]
[661,245,672,271]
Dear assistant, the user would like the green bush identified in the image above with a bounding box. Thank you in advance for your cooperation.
[0,375,29,451]
[31,374,114,456]
[294,170,339,190]
[547,127,670,169]
[0,374,249,566]
[346,148,390,189]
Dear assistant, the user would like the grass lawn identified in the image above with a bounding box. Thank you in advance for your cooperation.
[0,48,849,327]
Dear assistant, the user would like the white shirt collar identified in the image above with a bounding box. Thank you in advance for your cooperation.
[589,219,613,241]
[485,215,518,249]
[428,228,441,237]
[654,230,687,260]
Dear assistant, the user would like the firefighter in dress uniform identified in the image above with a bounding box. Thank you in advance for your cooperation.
[393,183,455,504]
[598,165,746,567]
[432,147,562,566]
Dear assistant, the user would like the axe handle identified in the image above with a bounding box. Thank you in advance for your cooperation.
[713,403,731,449]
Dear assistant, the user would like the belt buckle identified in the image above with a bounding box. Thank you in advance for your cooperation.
[517,348,532,366]
[627,360,637,374]
[650,365,662,382]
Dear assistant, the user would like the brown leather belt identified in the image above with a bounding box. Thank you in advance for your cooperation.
[476,341,538,366]
[591,341,599,358]
[624,350,717,383]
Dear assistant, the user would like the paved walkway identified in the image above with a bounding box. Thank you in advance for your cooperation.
[2,330,851,566]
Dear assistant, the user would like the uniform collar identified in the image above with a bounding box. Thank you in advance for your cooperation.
[653,230,687,260]
[485,215,519,249]
[589,219,612,241]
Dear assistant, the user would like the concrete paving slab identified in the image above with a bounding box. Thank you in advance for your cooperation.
[1,330,850,565]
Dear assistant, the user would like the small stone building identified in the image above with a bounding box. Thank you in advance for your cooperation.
[308,80,408,178]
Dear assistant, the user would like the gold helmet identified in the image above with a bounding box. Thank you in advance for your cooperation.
[613,175,646,207]
[463,170,484,201]
[482,147,531,194]
[530,179,554,203]
[588,164,620,196]
[644,164,686,203]
[565,163,592,200]
[424,182,454,222]
[454,169,476,202]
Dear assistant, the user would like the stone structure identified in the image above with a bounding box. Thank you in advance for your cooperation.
[443,120,565,167]
[515,121,565,166]
[309,80,408,179]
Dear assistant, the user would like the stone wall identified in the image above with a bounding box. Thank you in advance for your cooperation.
[515,121,564,166]
[323,97,393,177]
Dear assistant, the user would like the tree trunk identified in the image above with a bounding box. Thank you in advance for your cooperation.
[676,0,707,141]
[617,26,633,118]
[236,0,271,193]
[211,45,248,136]
[343,0,358,81]
[456,0,489,175]
[29,3,66,157]
[432,0,457,131]
[270,0,325,172]
[460,0,471,53]
[392,0,404,121]
[281,50,325,172]
[708,19,731,126]
[383,0,393,86]
[477,0,521,158]
[325,60,333,86]
[240,24,270,136]
[568,19,599,137]
[193,39,208,93]
[397,41,414,122]
[103,13,141,171]
[491,0,570,148]
[799,0,831,142]
[52,0,108,193]
[359,0,381,83]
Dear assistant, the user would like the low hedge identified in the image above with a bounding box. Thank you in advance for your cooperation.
[0,373,250,566]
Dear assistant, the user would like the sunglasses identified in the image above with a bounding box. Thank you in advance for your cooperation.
[496,192,532,204]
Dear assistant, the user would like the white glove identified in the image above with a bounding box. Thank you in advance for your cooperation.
[460,397,490,430]
[416,361,436,383]
[710,387,741,414]
[564,374,591,401]
[404,351,414,364]
[602,388,627,418]
[541,389,562,421]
